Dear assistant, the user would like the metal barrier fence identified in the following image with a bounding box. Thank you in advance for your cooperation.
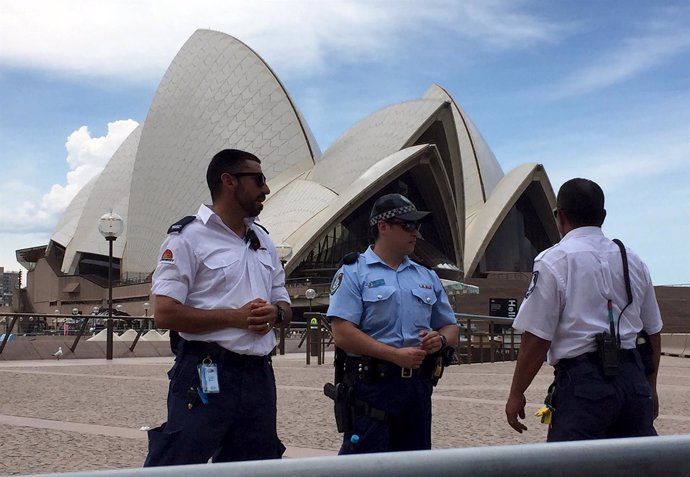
[23,435,690,477]
[0,312,155,356]
[291,312,520,365]
[455,313,519,364]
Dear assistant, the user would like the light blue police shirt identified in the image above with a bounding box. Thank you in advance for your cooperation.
[326,247,456,348]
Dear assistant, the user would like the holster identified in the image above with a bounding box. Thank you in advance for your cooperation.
[636,330,655,375]
[324,347,390,433]
[323,382,354,433]
[324,347,355,433]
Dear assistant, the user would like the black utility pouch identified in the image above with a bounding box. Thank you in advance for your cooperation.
[636,330,655,375]
[596,332,620,377]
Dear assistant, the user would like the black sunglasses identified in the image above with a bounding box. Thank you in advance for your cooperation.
[230,172,267,187]
[386,220,420,232]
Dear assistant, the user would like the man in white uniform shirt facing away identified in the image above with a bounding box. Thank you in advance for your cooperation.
[505,178,662,441]
[144,148,292,466]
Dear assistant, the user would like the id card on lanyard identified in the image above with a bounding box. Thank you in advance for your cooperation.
[198,357,220,393]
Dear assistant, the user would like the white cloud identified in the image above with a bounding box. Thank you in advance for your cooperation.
[0,119,138,233]
[549,8,690,98]
[0,0,565,81]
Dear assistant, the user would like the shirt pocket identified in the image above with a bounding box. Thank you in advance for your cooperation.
[361,286,397,328]
[256,250,275,272]
[409,288,437,326]
[202,251,241,287]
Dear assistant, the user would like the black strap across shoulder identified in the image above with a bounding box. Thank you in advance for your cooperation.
[612,239,633,307]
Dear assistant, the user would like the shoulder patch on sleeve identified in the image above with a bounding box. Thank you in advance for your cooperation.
[330,272,344,295]
[167,216,196,234]
[160,248,175,264]
[524,271,539,298]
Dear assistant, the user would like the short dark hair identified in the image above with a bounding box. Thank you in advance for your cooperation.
[206,149,261,200]
[557,178,606,227]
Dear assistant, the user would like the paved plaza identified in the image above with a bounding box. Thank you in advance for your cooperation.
[1,350,690,476]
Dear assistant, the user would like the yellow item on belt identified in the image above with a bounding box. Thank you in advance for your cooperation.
[534,406,553,425]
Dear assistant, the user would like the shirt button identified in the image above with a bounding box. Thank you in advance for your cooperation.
[426,297,431,302]
[377,294,382,300]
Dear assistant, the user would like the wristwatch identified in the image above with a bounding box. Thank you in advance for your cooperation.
[439,334,447,349]
[275,305,285,326]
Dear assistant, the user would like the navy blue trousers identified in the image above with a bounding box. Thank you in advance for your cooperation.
[548,350,656,441]
[340,376,434,454]
[144,346,284,466]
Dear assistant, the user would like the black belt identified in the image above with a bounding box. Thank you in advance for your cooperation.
[179,339,269,367]
[344,355,436,380]
[557,348,639,369]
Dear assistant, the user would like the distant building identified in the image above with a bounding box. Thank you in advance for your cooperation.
[0,267,20,307]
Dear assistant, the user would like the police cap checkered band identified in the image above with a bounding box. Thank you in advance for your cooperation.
[369,205,416,225]
[369,193,431,226]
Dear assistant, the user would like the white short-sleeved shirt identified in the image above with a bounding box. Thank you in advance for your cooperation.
[151,204,291,356]
[512,226,662,365]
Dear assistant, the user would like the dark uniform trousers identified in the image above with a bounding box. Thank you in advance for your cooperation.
[548,348,657,441]
[340,359,434,454]
[144,340,285,466]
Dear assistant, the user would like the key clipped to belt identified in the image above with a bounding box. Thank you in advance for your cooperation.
[198,356,220,394]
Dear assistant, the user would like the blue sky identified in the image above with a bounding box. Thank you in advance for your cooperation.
[1,0,688,285]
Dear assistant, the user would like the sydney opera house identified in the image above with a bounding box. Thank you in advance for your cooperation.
[16,29,562,322]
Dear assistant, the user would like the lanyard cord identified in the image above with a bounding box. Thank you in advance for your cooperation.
[612,239,633,347]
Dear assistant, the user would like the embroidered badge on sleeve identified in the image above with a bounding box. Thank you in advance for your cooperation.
[330,272,344,295]
[524,271,539,298]
[160,249,175,264]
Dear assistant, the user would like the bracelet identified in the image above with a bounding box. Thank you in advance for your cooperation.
[439,334,447,348]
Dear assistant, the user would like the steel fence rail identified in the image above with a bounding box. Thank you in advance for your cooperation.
[20,435,690,477]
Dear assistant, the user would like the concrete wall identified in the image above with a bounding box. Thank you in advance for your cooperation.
[0,335,173,361]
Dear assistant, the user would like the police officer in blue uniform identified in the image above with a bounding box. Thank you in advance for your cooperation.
[327,194,458,453]
[505,178,662,440]
[144,149,292,466]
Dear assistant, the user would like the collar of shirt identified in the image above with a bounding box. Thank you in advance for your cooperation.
[560,226,604,243]
[363,246,412,271]
[197,204,257,237]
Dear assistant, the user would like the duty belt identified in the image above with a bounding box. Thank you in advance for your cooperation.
[344,355,436,380]
[557,348,640,369]
[179,338,270,367]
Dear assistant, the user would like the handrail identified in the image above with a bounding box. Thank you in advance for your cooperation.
[454,312,518,364]
[20,435,690,477]
[0,312,156,355]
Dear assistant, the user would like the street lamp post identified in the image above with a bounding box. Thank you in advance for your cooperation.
[305,288,317,312]
[98,211,124,360]
[143,302,150,329]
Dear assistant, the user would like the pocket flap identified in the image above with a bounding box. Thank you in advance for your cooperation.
[203,252,239,270]
[362,286,396,302]
[411,287,437,306]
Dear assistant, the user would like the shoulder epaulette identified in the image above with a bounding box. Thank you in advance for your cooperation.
[340,252,360,266]
[167,216,196,234]
[253,222,269,234]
